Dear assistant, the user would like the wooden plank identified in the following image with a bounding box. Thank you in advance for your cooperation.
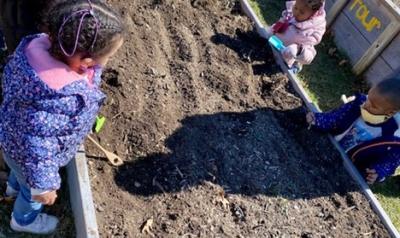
[240,0,270,39]
[381,0,400,21]
[67,145,100,238]
[327,0,349,27]
[353,21,400,75]
[240,0,264,30]
[381,33,400,70]
[331,13,371,64]
[343,0,392,44]
[364,57,394,85]
[324,0,335,11]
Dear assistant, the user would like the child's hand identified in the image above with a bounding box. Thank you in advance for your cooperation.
[281,44,299,67]
[33,191,58,205]
[306,112,315,125]
[282,47,295,59]
[366,168,378,184]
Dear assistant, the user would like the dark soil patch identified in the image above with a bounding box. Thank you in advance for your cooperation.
[86,0,390,237]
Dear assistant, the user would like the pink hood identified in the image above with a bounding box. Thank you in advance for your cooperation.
[275,1,327,47]
[24,35,94,91]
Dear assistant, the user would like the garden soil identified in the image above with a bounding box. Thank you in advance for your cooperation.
[87,0,390,237]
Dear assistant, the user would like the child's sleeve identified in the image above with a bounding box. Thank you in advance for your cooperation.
[18,95,86,190]
[20,135,63,191]
[312,94,365,134]
[372,152,400,181]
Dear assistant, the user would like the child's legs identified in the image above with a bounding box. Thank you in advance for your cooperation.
[13,185,43,225]
[3,153,43,225]
[297,46,316,65]
[7,170,20,191]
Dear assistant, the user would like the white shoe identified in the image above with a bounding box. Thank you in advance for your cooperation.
[5,183,19,198]
[10,213,59,235]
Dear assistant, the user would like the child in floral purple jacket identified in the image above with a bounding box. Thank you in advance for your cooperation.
[0,0,124,234]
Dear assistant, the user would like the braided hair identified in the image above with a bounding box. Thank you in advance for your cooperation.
[46,0,124,59]
[305,0,324,11]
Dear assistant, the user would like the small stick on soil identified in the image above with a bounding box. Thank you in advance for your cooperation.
[141,218,154,236]
[342,206,356,213]
[152,176,166,194]
[175,166,184,178]
[112,111,123,120]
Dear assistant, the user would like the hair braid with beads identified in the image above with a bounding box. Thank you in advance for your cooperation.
[46,0,124,59]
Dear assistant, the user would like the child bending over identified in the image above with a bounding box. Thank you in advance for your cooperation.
[0,0,124,234]
[259,0,326,72]
[307,76,400,185]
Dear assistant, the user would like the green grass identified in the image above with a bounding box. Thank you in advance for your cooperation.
[373,171,400,229]
[248,0,400,231]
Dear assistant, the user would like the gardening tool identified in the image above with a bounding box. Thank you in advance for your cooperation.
[87,135,124,166]
[268,35,286,52]
[94,116,106,133]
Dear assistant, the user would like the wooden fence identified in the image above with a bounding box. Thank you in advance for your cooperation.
[326,0,400,84]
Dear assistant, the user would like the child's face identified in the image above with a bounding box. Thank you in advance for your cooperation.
[363,87,397,116]
[293,0,315,22]
[93,36,124,67]
[66,36,124,74]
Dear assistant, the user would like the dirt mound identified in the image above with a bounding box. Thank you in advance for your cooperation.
[86,0,389,237]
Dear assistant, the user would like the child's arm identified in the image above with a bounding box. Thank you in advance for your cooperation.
[21,135,63,192]
[19,95,85,193]
[307,94,366,134]
[33,191,58,205]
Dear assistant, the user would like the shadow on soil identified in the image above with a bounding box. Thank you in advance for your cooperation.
[115,108,358,199]
[114,28,359,201]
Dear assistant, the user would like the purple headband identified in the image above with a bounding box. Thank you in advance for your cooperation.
[58,0,99,57]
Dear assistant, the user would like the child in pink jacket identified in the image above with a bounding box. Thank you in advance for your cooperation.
[260,0,326,72]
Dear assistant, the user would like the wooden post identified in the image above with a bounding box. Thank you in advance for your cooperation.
[67,145,100,238]
[353,21,400,75]
[381,0,400,21]
[327,0,349,27]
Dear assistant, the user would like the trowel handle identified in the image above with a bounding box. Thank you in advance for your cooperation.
[268,35,286,52]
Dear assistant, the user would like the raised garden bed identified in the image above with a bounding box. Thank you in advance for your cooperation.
[86,0,391,237]
[245,0,400,234]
